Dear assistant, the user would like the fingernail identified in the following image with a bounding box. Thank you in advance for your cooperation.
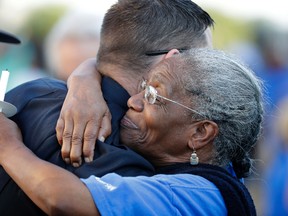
[85,157,92,163]
[72,162,80,167]
[64,158,70,164]
[99,136,105,142]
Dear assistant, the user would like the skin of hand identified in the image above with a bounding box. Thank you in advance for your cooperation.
[0,113,99,216]
[56,58,112,167]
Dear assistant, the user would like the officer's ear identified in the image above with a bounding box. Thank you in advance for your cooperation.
[163,49,180,59]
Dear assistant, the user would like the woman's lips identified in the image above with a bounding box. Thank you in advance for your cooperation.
[121,115,139,129]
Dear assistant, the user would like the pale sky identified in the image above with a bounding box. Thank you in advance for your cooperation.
[0,0,287,30]
[193,0,288,29]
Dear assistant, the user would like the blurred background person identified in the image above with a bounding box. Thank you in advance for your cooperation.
[0,5,102,87]
[44,10,101,81]
[262,97,288,215]
[0,4,67,90]
[228,21,288,216]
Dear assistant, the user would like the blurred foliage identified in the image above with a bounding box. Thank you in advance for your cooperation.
[18,4,68,68]
[20,5,68,43]
[207,10,254,49]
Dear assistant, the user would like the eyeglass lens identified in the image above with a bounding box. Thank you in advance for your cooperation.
[145,85,157,104]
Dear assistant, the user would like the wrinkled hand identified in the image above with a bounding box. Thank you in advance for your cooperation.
[0,113,23,161]
[56,59,112,167]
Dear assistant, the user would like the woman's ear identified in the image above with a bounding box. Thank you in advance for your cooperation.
[187,120,219,150]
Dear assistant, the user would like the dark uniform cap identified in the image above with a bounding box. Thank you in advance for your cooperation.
[0,30,20,44]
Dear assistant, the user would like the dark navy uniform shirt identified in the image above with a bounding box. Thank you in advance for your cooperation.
[0,77,154,215]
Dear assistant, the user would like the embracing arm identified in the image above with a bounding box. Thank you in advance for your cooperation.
[56,58,112,167]
[0,114,99,216]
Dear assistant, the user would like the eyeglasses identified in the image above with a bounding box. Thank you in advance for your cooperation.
[145,49,187,56]
[141,80,204,117]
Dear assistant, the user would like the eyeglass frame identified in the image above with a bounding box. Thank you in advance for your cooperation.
[141,80,205,118]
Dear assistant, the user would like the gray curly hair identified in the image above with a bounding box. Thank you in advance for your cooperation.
[174,48,264,178]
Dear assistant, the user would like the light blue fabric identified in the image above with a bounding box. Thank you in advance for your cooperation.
[81,173,227,216]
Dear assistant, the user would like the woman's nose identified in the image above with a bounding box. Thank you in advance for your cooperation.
[127,92,144,112]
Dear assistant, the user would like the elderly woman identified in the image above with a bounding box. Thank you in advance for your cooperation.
[0,49,262,215]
